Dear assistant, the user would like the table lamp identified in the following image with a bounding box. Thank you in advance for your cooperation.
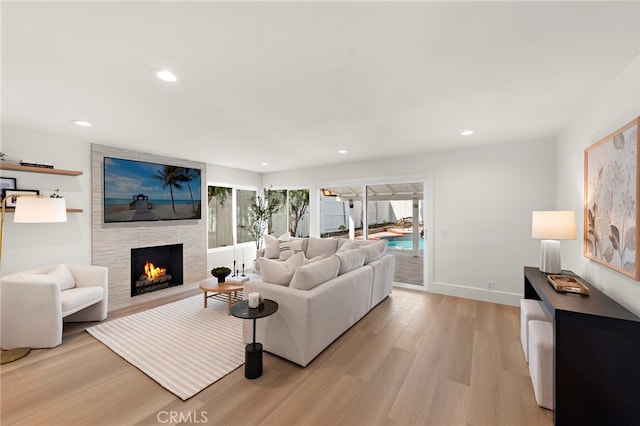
[531,211,576,274]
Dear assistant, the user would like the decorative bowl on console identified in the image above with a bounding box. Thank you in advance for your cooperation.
[211,267,231,283]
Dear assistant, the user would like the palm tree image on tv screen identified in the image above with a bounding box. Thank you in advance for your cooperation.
[103,157,202,223]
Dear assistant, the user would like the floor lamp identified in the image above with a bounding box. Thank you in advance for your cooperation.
[531,210,576,274]
[0,194,67,364]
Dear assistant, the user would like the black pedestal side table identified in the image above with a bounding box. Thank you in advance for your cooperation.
[230,299,278,379]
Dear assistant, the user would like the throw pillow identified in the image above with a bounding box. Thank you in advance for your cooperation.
[48,264,76,290]
[258,252,305,286]
[335,249,366,275]
[306,237,339,259]
[290,255,340,290]
[279,239,304,261]
[263,232,291,259]
[362,240,387,264]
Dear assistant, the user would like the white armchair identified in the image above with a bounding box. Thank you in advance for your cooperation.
[1,264,108,349]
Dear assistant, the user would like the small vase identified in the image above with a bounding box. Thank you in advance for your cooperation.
[217,276,226,283]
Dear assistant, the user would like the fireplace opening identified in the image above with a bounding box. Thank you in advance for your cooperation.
[131,244,183,296]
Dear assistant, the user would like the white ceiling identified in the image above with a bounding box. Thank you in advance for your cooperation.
[2,1,639,173]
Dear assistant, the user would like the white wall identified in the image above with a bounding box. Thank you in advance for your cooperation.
[557,55,640,316]
[264,138,557,305]
[0,128,92,275]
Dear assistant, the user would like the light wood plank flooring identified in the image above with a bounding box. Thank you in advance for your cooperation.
[1,288,553,426]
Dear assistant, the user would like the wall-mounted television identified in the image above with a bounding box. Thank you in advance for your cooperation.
[104,157,202,223]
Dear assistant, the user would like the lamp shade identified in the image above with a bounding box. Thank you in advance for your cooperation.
[13,197,67,223]
[531,211,576,240]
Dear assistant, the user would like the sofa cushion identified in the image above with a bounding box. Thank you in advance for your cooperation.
[361,240,387,264]
[61,287,104,315]
[48,264,76,290]
[279,239,304,261]
[306,237,339,259]
[335,249,366,275]
[304,254,327,264]
[264,232,291,259]
[290,255,340,290]
[338,240,360,252]
[258,252,305,286]
[292,237,309,254]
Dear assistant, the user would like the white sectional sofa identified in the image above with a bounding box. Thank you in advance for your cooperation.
[244,236,395,367]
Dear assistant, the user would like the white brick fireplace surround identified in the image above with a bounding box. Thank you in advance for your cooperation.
[91,144,207,311]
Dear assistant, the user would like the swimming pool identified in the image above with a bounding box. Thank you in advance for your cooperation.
[381,235,424,250]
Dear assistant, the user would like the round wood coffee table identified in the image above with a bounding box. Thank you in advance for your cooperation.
[199,278,244,315]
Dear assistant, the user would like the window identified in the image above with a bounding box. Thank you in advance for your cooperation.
[208,186,232,249]
[288,189,310,237]
[236,189,257,244]
[319,187,361,238]
[267,189,287,236]
[267,189,310,238]
[208,186,309,249]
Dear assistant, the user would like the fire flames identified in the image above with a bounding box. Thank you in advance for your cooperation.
[144,261,166,281]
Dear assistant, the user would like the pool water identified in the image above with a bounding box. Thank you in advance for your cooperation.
[382,235,424,250]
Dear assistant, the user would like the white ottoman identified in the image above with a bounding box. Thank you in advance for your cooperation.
[528,320,554,410]
[520,299,551,362]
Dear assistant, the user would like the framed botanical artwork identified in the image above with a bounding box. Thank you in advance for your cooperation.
[0,177,16,190]
[584,117,640,280]
[2,189,40,208]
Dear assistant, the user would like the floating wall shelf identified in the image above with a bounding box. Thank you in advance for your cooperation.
[0,163,83,176]
[0,163,84,212]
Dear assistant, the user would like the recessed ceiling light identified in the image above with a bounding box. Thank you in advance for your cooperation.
[72,120,92,127]
[461,130,474,136]
[337,150,348,154]
[155,70,177,82]
[261,162,269,166]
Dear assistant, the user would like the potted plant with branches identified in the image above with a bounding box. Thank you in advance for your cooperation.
[242,188,284,249]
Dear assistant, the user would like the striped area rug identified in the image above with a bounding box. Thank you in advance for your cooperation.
[87,295,245,400]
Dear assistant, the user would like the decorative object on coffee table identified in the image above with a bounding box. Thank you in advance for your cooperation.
[231,298,278,379]
[211,266,231,283]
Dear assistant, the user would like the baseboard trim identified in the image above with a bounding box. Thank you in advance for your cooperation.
[429,281,522,306]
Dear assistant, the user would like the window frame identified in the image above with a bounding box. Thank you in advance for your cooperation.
[207,182,259,253]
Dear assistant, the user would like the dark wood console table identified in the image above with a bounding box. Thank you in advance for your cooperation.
[524,266,640,425]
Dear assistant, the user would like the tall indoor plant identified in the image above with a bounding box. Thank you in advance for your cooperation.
[242,188,284,249]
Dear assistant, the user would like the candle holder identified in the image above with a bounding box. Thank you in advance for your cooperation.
[241,263,246,277]
[232,260,237,277]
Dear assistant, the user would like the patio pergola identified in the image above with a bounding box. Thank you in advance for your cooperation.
[321,182,424,258]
